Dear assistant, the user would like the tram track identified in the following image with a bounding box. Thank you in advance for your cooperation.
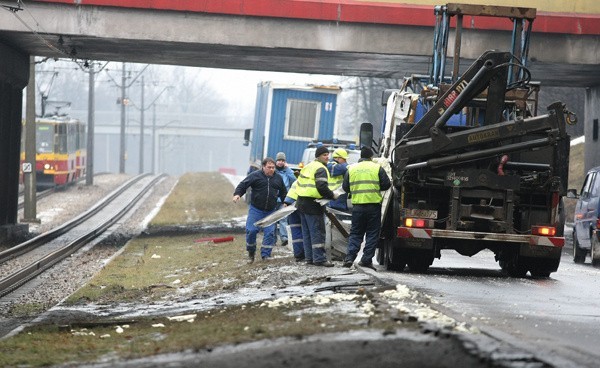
[0,173,166,298]
[17,173,109,211]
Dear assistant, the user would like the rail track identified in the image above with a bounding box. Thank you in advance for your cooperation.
[17,173,109,210]
[0,173,166,298]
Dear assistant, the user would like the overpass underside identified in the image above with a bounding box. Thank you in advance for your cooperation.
[0,3,600,233]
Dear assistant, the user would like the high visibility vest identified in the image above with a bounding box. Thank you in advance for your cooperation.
[287,180,299,200]
[328,162,344,191]
[348,160,383,204]
[296,160,330,199]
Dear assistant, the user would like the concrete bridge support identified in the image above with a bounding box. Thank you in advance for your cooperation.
[0,42,29,241]
[584,87,600,173]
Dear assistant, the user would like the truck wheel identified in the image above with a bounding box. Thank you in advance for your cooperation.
[573,232,586,264]
[499,251,527,278]
[384,241,406,271]
[376,247,385,265]
[406,250,433,273]
[591,234,600,267]
[527,257,559,278]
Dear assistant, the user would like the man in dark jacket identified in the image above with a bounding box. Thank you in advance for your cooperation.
[233,157,287,263]
[342,147,391,269]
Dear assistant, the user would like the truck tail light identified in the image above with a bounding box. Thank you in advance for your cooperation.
[404,218,433,228]
[532,226,556,237]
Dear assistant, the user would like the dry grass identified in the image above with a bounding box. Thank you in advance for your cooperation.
[0,298,396,367]
[149,172,247,227]
[66,233,289,304]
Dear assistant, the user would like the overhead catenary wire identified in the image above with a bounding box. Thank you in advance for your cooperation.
[3,1,90,69]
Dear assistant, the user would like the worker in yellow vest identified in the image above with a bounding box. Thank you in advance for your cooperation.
[342,146,391,270]
[296,145,338,267]
[283,181,305,262]
[327,148,349,211]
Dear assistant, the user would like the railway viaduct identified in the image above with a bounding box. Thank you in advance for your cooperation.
[0,0,599,234]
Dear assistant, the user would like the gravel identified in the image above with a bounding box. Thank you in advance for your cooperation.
[1,174,178,321]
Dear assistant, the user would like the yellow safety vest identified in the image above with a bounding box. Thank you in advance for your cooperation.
[328,162,344,191]
[287,180,299,200]
[348,160,383,204]
[296,160,330,199]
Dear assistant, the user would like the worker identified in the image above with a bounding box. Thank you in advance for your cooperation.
[233,157,287,263]
[327,148,349,211]
[275,151,296,246]
[342,146,391,269]
[283,180,305,262]
[296,146,338,267]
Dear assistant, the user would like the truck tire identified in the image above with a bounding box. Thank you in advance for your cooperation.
[573,232,586,264]
[384,241,407,272]
[499,249,527,278]
[406,249,433,273]
[527,257,559,278]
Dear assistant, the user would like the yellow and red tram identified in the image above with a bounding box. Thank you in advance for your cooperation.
[21,116,86,188]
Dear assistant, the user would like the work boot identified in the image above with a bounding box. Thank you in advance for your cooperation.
[247,251,255,264]
[342,260,353,268]
[295,256,305,262]
[314,261,334,267]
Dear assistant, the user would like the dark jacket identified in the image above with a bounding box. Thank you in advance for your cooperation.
[297,164,335,215]
[234,169,287,211]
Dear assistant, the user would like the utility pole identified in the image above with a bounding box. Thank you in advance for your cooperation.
[129,84,172,174]
[152,104,156,173]
[139,75,145,174]
[119,63,126,173]
[86,62,95,185]
[22,55,39,223]
[108,62,149,174]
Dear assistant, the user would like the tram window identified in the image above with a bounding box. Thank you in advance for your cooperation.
[36,124,54,153]
[57,124,68,153]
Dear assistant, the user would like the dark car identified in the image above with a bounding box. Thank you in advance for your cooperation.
[571,166,600,266]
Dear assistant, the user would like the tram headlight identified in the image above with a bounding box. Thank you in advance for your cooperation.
[44,163,51,170]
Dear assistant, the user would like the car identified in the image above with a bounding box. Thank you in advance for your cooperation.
[570,166,600,265]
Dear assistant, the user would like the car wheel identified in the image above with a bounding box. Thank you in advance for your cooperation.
[573,232,586,264]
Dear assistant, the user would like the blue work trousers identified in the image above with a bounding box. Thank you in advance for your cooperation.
[276,204,289,242]
[346,206,382,265]
[299,212,327,263]
[287,210,304,259]
[245,204,276,259]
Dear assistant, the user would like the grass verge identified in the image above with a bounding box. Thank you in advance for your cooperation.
[149,172,247,227]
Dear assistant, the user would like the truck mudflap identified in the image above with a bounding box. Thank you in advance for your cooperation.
[397,227,564,247]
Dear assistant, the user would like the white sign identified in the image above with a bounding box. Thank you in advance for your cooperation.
[22,162,32,173]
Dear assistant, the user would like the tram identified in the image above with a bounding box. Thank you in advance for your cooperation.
[21,116,86,188]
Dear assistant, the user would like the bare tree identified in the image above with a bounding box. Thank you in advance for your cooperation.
[337,76,402,141]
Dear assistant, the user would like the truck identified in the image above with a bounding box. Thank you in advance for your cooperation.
[356,4,576,277]
[245,82,342,170]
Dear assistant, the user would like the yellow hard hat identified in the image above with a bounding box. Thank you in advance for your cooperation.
[333,148,348,159]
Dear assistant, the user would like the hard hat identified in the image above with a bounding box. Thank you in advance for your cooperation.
[332,148,348,159]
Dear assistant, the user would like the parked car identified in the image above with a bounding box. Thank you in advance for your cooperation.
[570,166,600,266]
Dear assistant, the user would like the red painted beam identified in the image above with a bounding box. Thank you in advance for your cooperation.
[32,0,600,35]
